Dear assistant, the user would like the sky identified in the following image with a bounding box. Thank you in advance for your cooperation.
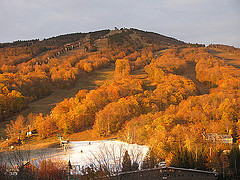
[0,0,240,47]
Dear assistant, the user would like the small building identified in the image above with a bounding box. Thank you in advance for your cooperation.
[26,129,37,136]
[111,166,218,180]
[221,134,233,144]
[203,133,233,144]
[158,161,166,167]
[26,131,32,136]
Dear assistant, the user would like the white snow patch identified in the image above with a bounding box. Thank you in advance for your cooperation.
[50,140,148,168]
[68,140,148,166]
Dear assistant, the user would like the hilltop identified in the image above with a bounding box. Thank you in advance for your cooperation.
[0,28,185,48]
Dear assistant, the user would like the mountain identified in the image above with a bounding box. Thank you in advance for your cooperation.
[0,28,189,121]
[0,28,240,177]
[0,28,185,48]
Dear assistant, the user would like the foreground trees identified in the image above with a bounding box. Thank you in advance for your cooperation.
[38,160,67,180]
[122,150,132,172]
[228,145,240,178]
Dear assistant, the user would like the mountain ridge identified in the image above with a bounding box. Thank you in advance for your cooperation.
[0,28,186,49]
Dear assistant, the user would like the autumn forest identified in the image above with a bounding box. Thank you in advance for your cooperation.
[0,28,240,179]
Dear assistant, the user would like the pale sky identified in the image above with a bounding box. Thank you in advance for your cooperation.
[0,0,240,47]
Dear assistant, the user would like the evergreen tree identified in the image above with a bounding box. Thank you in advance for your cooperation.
[170,147,195,169]
[195,148,207,170]
[122,150,132,172]
[142,149,158,169]
[228,145,240,178]
[132,162,139,171]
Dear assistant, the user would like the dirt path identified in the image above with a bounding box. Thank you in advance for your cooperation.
[183,61,210,95]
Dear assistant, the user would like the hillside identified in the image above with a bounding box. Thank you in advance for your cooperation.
[0,28,186,123]
[0,28,187,139]
[0,28,240,177]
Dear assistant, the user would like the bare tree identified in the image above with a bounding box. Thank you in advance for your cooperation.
[83,141,146,179]
[128,144,146,171]
[88,143,126,176]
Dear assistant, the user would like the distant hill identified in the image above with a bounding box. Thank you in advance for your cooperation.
[0,28,185,49]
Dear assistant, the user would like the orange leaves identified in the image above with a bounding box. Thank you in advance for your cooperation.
[48,78,145,135]
[152,74,198,110]
[0,84,25,120]
[38,160,66,180]
[114,59,131,78]
[152,49,188,74]
[75,56,110,73]
[218,77,240,93]
[145,63,166,82]
[7,90,25,112]
[75,89,89,101]
[94,96,141,136]
[1,64,17,73]
[153,115,175,132]
[195,52,240,87]
[34,113,56,139]
[5,115,25,137]
[50,66,79,88]
[175,91,240,137]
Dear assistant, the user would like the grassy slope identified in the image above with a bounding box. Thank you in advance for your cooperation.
[209,48,240,69]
